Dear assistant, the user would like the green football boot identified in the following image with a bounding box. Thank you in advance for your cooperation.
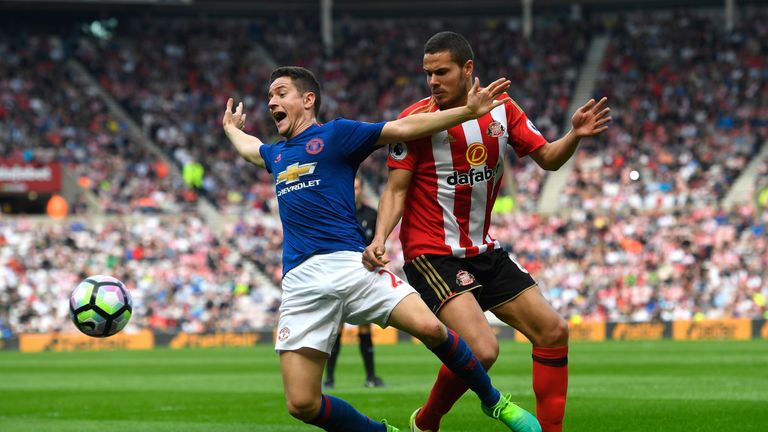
[409,407,437,432]
[382,419,400,432]
[481,394,541,432]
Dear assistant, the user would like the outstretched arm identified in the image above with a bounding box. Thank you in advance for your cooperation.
[530,97,612,171]
[222,98,266,168]
[362,168,413,270]
[375,77,511,146]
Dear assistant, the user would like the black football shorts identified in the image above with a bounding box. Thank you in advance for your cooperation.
[403,248,537,314]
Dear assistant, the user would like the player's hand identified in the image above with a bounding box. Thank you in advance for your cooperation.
[222,98,247,136]
[362,239,389,271]
[571,97,612,138]
[466,77,511,117]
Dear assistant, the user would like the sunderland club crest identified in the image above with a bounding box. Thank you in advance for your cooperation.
[455,270,476,286]
[486,121,505,138]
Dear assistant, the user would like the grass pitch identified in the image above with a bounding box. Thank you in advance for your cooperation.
[0,339,766,431]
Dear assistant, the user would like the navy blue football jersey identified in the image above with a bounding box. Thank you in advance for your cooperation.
[259,119,385,275]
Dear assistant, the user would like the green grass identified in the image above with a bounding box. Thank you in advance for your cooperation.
[1,340,767,431]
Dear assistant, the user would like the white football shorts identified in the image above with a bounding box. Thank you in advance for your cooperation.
[275,251,416,354]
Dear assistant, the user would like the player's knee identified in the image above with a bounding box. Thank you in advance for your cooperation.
[286,396,322,421]
[413,319,447,346]
[474,341,500,369]
[540,317,569,347]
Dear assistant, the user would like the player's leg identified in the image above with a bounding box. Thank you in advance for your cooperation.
[346,253,536,431]
[412,293,499,431]
[387,293,539,432]
[386,293,498,402]
[281,348,394,430]
[486,252,569,432]
[324,325,343,389]
[403,253,537,432]
[358,323,385,387]
[278,253,399,431]
[280,347,326,421]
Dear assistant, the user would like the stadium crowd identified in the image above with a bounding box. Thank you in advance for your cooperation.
[491,203,768,322]
[0,216,280,336]
[74,14,587,214]
[0,33,196,215]
[0,9,767,336]
[561,11,768,212]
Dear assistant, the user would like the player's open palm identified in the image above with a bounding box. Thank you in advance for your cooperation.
[222,98,247,136]
[466,77,512,117]
[571,97,612,138]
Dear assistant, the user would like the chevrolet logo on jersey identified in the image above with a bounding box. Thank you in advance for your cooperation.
[277,162,317,184]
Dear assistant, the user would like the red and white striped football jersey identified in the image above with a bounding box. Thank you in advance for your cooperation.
[388,95,546,262]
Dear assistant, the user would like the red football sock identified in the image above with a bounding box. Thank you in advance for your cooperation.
[532,345,569,432]
[415,365,468,431]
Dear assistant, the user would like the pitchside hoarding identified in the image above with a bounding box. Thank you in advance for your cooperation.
[4,320,767,352]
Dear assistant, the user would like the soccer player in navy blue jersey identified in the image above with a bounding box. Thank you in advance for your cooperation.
[222,66,540,432]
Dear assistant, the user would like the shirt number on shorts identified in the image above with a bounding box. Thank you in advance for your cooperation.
[378,269,404,288]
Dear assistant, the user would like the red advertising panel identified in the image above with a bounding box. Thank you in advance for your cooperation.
[0,161,62,193]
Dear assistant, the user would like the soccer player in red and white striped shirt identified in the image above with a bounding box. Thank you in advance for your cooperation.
[363,32,611,432]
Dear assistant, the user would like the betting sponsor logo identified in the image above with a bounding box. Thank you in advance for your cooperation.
[19,331,154,352]
[389,142,408,160]
[447,162,502,187]
[465,142,488,166]
[170,332,260,349]
[673,319,751,340]
[486,121,505,138]
[515,321,606,342]
[568,322,607,341]
[611,322,666,341]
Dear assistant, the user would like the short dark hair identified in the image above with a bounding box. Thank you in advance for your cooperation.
[269,66,322,116]
[424,31,474,67]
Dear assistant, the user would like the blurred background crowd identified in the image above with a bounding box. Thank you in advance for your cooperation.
[1,3,766,336]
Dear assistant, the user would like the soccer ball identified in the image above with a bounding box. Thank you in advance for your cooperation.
[69,275,133,337]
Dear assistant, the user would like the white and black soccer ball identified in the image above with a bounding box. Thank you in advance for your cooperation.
[69,275,133,338]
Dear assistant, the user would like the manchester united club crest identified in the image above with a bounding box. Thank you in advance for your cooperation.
[278,327,291,341]
[305,138,324,155]
[486,121,505,138]
[455,270,476,287]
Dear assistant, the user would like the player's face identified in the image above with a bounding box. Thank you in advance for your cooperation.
[423,51,472,109]
[268,77,314,138]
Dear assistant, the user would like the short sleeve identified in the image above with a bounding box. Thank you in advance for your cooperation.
[387,140,419,171]
[259,144,274,173]
[506,100,547,158]
[330,118,385,165]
